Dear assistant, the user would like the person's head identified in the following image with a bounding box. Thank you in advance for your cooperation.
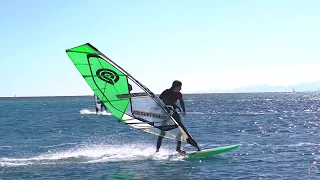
[171,80,182,92]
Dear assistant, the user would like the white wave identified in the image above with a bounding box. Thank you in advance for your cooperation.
[186,111,204,115]
[79,109,112,116]
[283,142,320,147]
[38,142,78,148]
[246,142,320,148]
[0,143,184,167]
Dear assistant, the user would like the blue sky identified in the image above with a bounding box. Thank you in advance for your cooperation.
[1,0,320,96]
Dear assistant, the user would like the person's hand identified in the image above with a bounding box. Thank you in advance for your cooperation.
[182,112,186,116]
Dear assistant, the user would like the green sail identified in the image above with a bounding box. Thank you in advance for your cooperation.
[66,43,200,150]
[66,44,129,121]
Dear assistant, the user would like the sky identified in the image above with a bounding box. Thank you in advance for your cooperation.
[1,0,320,96]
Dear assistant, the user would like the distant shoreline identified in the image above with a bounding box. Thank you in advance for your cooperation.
[0,95,93,99]
[1,91,317,98]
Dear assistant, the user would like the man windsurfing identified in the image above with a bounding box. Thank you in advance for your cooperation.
[94,94,107,113]
[156,80,201,154]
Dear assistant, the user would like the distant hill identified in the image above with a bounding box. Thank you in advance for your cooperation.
[197,81,320,93]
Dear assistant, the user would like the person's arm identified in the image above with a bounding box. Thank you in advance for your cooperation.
[179,94,186,116]
[159,89,167,100]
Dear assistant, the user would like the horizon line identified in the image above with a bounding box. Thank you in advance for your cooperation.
[1,91,315,98]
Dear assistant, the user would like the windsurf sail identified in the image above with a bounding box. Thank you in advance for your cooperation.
[66,43,200,150]
[94,93,108,113]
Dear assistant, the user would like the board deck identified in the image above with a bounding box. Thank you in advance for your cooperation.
[184,144,241,159]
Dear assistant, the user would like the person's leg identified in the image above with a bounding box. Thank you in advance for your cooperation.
[171,112,185,153]
[102,104,106,112]
[176,141,182,151]
[173,111,201,152]
[156,131,166,152]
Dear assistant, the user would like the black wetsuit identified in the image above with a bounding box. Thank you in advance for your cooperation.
[156,88,185,152]
[95,95,106,113]
[156,88,201,152]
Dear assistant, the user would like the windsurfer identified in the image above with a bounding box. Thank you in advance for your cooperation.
[156,80,200,154]
[94,94,107,113]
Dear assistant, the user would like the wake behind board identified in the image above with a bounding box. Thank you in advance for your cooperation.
[184,144,241,159]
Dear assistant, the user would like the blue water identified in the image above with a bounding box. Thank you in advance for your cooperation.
[1,92,320,179]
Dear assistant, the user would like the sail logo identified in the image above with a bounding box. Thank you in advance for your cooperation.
[96,68,119,85]
[117,92,148,99]
[132,110,168,120]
